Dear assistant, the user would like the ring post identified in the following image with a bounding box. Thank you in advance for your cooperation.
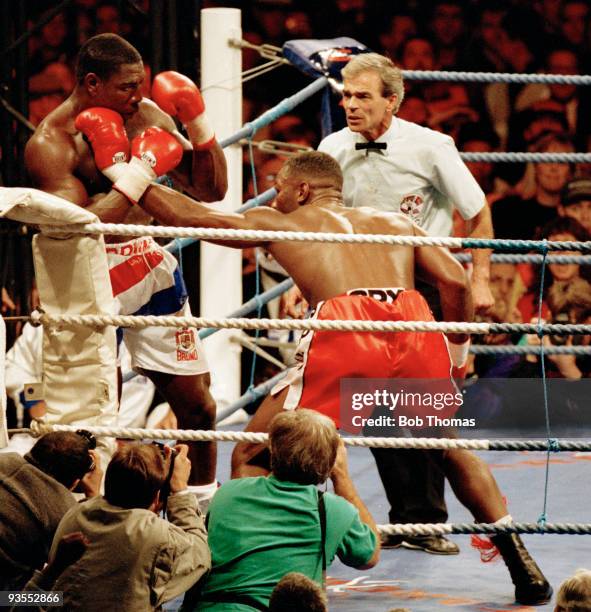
[200,8,243,412]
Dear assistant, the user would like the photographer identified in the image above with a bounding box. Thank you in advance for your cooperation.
[0,431,101,590]
[49,442,210,611]
[193,410,379,611]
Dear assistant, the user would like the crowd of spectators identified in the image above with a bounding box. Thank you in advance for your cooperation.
[2,2,591,608]
[1,0,588,428]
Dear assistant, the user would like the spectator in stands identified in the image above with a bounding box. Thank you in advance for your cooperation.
[192,409,379,610]
[559,1,590,49]
[325,0,373,46]
[270,113,318,150]
[517,216,590,323]
[544,278,591,380]
[554,568,591,612]
[465,4,511,73]
[96,3,126,35]
[515,47,591,150]
[489,262,523,324]
[492,134,575,240]
[456,122,500,196]
[28,10,75,125]
[51,442,210,611]
[396,92,430,126]
[378,12,417,62]
[428,0,468,69]
[559,178,591,235]
[399,37,476,138]
[0,431,101,590]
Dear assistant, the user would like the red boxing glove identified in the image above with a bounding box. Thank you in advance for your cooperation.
[113,127,183,204]
[75,108,129,181]
[152,71,215,150]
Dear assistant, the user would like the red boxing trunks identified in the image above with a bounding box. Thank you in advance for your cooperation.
[272,288,457,428]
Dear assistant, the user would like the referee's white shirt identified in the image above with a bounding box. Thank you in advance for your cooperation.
[318,117,485,237]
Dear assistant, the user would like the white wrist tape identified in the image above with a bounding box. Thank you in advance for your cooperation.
[102,162,128,183]
[449,339,470,368]
[493,514,513,527]
[112,157,155,204]
[185,114,215,149]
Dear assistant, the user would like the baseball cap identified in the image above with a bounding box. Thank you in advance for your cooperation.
[563,179,591,206]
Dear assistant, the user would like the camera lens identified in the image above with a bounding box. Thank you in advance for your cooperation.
[549,312,570,345]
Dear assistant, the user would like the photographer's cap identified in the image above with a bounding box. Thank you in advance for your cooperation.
[563,179,591,206]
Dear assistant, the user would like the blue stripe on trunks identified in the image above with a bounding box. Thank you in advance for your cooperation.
[133,267,188,317]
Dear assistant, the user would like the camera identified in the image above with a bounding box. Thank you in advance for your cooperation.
[549,312,570,346]
[152,442,178,514]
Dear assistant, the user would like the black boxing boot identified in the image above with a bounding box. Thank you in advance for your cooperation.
[490,533,553,605]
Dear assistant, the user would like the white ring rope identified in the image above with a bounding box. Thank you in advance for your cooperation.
[43,223,468,246]
[27,312,591,336]
[41,224,591,253]
[26,423,591,452]
[378,522,591,536]
[30,312,494,333]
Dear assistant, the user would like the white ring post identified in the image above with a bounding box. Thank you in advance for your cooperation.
[200,8,243,412]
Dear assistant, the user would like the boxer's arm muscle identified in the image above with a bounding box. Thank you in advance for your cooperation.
[25,130,132,222]
[141,102,227,202]
[142,182,290,247]
[413,223,473,343]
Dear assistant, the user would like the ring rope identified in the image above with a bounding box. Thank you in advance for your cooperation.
[470,345,591,355]
[26,312,591,335]
[457,253,591,264]
[459,152,591,163]
[378,522,591,536]
[216,371,287,423]
[40,224,591,252]
[25,423,591,451]
[230,38,591,86]
[400,69,591,85]
[220,76,328,147]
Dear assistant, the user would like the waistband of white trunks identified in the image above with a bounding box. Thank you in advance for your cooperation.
[105,236,157,256]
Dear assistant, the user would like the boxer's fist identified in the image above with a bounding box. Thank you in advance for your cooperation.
[131,127,183,177]
[152,71,205,123]
[152,71,215,149]
[75,108,129,181]
[113,127,183,204]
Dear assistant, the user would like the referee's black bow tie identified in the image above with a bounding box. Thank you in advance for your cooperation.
[355,141,387,154]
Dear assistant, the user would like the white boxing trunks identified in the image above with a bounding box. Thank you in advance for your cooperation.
[106,237,208,375]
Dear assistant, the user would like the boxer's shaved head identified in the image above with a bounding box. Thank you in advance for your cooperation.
[281,151,343,190]
[76,33,142,84]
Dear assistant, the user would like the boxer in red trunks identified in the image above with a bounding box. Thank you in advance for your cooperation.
[275,288,457,427]
[126,151,551,605]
